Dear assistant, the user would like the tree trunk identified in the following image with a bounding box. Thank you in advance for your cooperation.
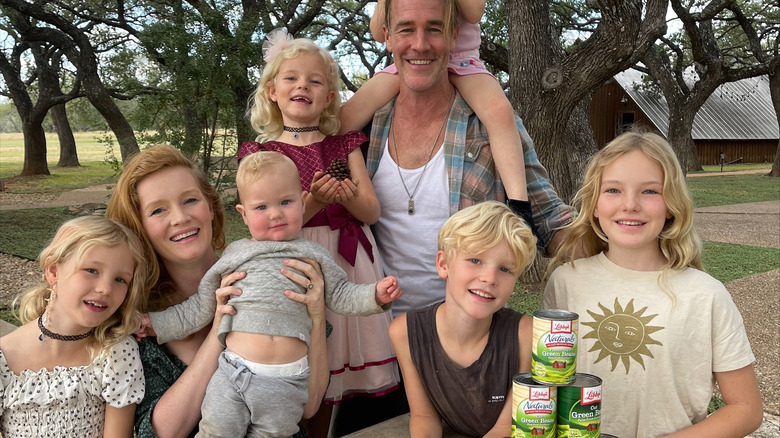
[21,117,50,176]
[666,110,698,174]
[181,103,203,158]
[52,103,79,167]
[768,64,780,177]
[82,75,139,162]
[234,80,255,146]
[769,141,780,178]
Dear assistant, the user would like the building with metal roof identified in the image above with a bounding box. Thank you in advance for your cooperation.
[590,70,778,164]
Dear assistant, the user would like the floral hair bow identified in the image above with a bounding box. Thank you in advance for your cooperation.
[263,28,294,63]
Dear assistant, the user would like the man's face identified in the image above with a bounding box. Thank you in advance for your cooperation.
[384,0,455,93]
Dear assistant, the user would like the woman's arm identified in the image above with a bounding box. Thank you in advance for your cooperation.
[148,272,244,438]
[337,148,381,224]
[282,258,329,419]
[664,364,762,438]
[389,315,443,437]
[370,0,387,42]
[456,0,486,24]
[105,404,136,437]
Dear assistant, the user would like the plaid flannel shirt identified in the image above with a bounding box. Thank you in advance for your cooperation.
[365,91,573,251]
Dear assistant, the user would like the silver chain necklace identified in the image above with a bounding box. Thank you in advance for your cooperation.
[390,89,454,215]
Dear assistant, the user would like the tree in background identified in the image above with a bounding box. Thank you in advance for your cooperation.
[642,0,779,172]
[507,0,669,203]
[769,63,780,177]
[0,8,82,175]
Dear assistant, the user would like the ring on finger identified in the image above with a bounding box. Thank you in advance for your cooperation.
[306,282,314,290]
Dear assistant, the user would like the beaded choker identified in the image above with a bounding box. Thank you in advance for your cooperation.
[38,315,94,342]
[283,125,320,139]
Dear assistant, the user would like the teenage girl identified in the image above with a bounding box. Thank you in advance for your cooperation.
[0,216,148,438]
[341,0,530,207]
[239,29,400,434]
[543,131,762,437]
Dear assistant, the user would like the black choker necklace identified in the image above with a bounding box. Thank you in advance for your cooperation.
[283,125,320,139]
[38,315,94,342]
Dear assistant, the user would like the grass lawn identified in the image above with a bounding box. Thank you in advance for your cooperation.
[0,132,120,193]
[688,174,780,208]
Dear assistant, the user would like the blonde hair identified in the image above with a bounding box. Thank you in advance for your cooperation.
[15,216,147,357]
[106,145,226,311]
[548,131,703,300]
[248,38,341,142]
[236,151,302,196]
[385,0,460,42]
[438,201,537,277]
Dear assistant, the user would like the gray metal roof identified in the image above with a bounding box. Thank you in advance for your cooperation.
[614,69,778,140]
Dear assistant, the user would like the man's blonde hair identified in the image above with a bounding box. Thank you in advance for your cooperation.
[438,201,537,276]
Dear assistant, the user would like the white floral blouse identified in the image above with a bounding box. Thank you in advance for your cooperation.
[0,336,144,437]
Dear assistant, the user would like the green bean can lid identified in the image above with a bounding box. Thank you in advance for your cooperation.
[533,309,579,321]
[513,372,547,386]
[563,373,601,388]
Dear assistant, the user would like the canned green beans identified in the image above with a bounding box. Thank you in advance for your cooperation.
[556,373,602,438]
[511,373,556,437]
[531,310,578,384]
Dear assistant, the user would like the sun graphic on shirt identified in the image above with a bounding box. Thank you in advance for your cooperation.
[581,298,664,374]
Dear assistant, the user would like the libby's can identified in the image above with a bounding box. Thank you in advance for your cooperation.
[531,309,578,384]
[511,373,556,438]
[556,373,602,438]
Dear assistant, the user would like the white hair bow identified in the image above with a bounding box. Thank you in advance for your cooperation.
[263,28,294,63]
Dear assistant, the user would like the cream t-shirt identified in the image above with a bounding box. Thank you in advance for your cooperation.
[543,252,755,438]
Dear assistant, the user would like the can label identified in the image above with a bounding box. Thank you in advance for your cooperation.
[532,310,578,384]
[511,374,556,437]
[557,375,602,438]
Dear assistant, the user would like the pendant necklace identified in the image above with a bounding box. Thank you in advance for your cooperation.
[390,89,454,215]
[283,125,320,139]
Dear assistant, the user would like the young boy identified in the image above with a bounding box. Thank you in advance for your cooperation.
[142,151,401,437]
[389,201,536,438]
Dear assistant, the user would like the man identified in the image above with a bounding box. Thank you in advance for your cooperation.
[367,0,573,317]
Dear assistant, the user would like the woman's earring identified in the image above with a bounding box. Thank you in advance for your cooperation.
[42,285,57,326]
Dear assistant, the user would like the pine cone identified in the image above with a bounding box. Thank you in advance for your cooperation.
[325,158,350,181]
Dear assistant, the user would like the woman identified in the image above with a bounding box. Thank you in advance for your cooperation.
[107,145,329,438]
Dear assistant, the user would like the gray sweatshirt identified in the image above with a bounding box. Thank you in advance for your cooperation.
[149,238,389,346]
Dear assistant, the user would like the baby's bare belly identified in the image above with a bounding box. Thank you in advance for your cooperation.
[225,331,308,364]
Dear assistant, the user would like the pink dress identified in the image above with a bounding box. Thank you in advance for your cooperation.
[379,18,493,77]
[238,131,400,403]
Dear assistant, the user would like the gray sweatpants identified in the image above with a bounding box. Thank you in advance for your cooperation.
[196,351,309,438]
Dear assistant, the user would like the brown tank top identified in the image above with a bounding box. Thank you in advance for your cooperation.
[407,302,523,437]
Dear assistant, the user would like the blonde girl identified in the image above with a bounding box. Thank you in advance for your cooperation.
[543,131,762,437]
[239,29,401,435]
[0,216,147,437]
[340,0,531,210]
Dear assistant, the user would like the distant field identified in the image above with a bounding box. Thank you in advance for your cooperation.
[0,131,116,167]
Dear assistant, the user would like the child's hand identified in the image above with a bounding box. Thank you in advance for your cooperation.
[213,271,245,330]
[310,171,339,206]
[335,178,360,204]
[136,314,156,340]
[375,276,402,305]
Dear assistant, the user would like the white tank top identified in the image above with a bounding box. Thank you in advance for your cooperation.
[372,139,449,317]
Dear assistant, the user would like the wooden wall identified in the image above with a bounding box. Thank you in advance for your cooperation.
[697,140,777,165]
[590,80,777,165]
